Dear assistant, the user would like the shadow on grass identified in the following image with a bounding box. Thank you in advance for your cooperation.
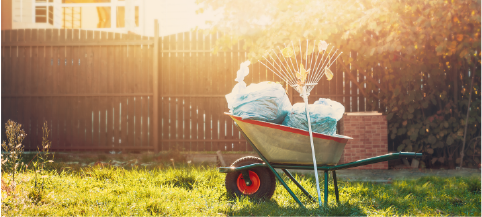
[344,176,482,216]
[226,197,366,216]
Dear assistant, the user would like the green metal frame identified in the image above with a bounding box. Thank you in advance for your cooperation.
[221,123,422,208]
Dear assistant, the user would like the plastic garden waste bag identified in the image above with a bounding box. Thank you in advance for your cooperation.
[226,60,291,124]
[282,99,345,135]
[313,98,345,120]
[226,81,292,124]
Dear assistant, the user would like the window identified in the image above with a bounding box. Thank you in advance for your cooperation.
[96,7,111,28]
[35,7,47,23]
[48,6,54,25]
[62,6,111,28]
[35,0,139,29]
[116,6,125,28]
[34,0,54,24]
[62,7,82,29]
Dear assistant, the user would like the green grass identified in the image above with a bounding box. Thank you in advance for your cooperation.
[2,164,480,216]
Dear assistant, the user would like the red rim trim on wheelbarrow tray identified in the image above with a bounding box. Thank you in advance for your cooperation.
[236,171,261,195]
[229,115,348,144]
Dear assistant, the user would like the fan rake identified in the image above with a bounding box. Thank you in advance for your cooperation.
[259,39,342,207]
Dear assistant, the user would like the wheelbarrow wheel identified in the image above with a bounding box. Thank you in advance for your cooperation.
[225,156,276,200]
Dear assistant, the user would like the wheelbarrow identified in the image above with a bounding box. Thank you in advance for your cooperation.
[219,113,422,208]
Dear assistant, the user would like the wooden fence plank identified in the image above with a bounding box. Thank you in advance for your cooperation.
[31,30,39,148]
[343,57,351,112]
[196,31,204,151]
[167,34,176,151]
[182,31,190,152]
[17,30,27,146]
[133,95,141,147]
[64,29,72,148]
[141,37,149,147]
[351,51,358,112]
[160,35,169,151]
[359,62,366,112]
[374,64,381,111]
[120,96,127,149]
[25,29,35,149]
[190,31,199,152]
[1,31,8,97]
[205,33,214,151]
[17,29,25,96]
[141,95,148,148]
[1,40,8,142]
[217,32,227,151]
[10,30,17,98]
[133,36,142,147]
[225,40,233,152]
[93,32,100,148]
[172,33,181,151]
[127,95,135,149]
[114,96,121,149]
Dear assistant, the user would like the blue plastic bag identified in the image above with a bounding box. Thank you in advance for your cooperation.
[226,81,292,124]
[282,99,345,135]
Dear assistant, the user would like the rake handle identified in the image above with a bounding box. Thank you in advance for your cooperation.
[302,87,322,207]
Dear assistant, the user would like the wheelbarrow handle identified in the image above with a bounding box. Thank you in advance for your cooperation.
[399,152,423,158]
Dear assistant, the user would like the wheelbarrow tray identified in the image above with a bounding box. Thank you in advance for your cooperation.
[228,113,352,165]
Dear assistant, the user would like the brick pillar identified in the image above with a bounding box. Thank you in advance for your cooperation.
[339,112,388,169]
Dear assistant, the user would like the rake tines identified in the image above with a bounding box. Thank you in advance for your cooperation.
[260,39,342,96]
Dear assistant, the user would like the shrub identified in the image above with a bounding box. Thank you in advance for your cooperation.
[1,120,26,184]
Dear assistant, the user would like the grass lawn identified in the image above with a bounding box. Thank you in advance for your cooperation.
[1,163,480,216]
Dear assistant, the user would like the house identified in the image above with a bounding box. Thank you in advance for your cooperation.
[1,0,220,37]
[3,0,143,34]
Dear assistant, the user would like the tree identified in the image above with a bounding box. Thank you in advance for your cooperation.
[197,0,481,168]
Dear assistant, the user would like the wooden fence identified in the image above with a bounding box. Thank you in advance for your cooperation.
[1,22,377,152]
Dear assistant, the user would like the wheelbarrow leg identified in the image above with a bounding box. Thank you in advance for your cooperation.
[270,166,305,208]
[324,170,329,205]
[281,169,316,203]
[332,171,339,204]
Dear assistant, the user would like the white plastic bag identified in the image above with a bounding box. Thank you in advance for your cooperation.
[313,98,345,121]
[282,99,345,135]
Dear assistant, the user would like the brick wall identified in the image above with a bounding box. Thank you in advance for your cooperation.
[339,113,388,169]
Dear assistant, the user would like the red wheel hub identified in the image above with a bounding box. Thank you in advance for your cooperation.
[236,171,261,195]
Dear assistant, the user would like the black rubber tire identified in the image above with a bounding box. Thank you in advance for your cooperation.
[225,156,276,200]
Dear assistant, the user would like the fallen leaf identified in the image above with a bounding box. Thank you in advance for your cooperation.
[318,40,328,52]
[325,67,333,80]
[296,63,310,84]
[281,46,294,58]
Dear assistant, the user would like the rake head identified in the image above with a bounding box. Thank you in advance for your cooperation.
[260,40,342,97]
